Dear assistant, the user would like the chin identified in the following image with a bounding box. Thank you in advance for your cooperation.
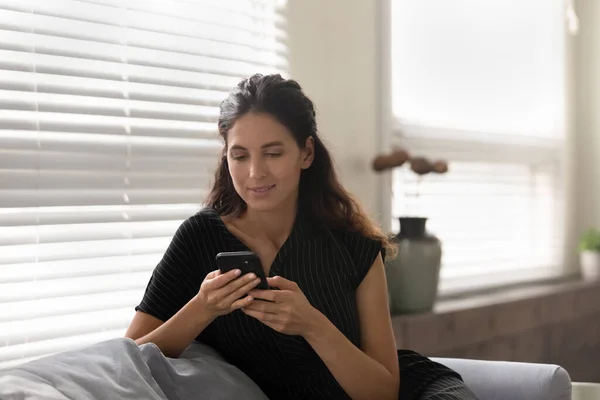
[244,199,281,213]
[243,192,291,213]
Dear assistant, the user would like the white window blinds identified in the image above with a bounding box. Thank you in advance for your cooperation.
[0,0,287,369]
[390,0,567,292]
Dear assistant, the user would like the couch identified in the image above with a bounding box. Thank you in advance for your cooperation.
[0,337,573,400]
[433,357,572,400]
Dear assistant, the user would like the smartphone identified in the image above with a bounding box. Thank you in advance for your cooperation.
[215,251,269,290]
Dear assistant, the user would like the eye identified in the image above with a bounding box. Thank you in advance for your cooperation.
[231,154,248,161]
[266,152,282,158]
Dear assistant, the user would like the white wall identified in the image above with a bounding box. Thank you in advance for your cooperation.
[574,0,600,233]
[285,0,388,225]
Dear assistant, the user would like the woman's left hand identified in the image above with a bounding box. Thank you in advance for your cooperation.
[242,276,323,337]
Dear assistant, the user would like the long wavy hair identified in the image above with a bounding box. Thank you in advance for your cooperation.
[205,73,396,257]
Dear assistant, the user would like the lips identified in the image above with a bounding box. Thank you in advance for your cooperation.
[248,184,276,193]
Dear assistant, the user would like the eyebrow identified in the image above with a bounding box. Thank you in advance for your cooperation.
[229,141,284,151]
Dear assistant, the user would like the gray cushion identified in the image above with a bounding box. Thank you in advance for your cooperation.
[432,357,571,400]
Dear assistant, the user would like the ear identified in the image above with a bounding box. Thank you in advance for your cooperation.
[301,136,315,169]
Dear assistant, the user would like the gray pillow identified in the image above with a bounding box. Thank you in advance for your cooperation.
[141,340,270,400]
[0,338,269,400]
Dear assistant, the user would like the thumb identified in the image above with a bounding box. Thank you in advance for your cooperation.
[267,276,298,291]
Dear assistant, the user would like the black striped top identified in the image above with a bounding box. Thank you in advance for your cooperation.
[135,207,384,400]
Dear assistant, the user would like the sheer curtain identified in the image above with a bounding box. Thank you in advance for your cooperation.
[0,0,287,369]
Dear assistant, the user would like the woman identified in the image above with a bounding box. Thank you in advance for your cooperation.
[125,74,477,400]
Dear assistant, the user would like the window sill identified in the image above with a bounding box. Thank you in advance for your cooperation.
[390,277,600,382]
[436,268,569,299]
[436,270,587,309]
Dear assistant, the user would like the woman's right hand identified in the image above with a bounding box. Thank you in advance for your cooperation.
[196,269,261,319]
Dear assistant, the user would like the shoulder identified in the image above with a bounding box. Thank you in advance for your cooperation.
[333,229,385,260]
[322,228,383,291]
[188,206,223,229]
[183,207,223,231]
[170,207,223,245]
[330,228,385,284]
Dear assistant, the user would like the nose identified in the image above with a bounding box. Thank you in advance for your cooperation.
[249,157,267,179]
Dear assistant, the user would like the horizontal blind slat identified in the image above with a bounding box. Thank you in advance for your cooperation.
[0,30,284,78]
[0,237,172,265]
[0,220,181,246]
[0,0,286,38]
[0,69,230,106]
[1,291,142,322]
[0,273,154,303]
[0,170,213,190]
[0,204,199,226]
[0,49,242,92]
[0,109,217,139]
[0,89,220,122]
[0,254,163,283]
[0,8,287,62]
[0,308,133,346]
[86,0,286,23]
[0,150,219,176]
[0,189,207,207]
[0,329,127,364]
[0,130,222,155]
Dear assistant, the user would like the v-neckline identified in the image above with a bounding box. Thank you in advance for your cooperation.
[215,210,302,277]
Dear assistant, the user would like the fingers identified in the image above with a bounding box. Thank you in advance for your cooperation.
[249,289,281,302]
[227,272,260,292]
[224,275,261,305]
[230,294,255,311]
[205,269,241,290]
[243,299,280,314]
[242,307,276,322]
[267,276,298,291]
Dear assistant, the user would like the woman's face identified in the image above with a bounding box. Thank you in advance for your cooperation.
[226,112,314,213]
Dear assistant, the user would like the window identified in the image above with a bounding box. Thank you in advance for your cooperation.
[0,0,287,369]
[390,0,567,293]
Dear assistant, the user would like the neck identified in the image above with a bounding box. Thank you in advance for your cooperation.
[244,197,298,246]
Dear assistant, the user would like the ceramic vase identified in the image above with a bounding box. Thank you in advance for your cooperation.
[385,217,442,314]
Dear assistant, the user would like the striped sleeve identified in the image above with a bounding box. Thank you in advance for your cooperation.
[342,231,384,290]
[135,217,201,323]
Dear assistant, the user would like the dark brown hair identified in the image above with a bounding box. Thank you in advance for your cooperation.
[205,74,396,257]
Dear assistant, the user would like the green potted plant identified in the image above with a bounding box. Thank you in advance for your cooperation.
[579,228,600,281]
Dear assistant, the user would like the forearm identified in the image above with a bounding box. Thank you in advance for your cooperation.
[304,313,398,400]
[135,296,214,358]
